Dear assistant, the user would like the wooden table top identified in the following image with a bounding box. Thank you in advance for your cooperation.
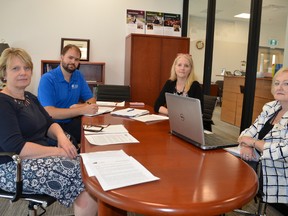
[80,105,258,216]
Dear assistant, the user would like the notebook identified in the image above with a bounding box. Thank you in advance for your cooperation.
[165,93,238,150]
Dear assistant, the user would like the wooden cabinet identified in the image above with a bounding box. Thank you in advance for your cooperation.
[221,76,274,127]
[41,60,105,89]
[124,34,190,106]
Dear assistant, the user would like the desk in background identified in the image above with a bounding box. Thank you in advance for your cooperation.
[81,105,258,216]
[221,76,274,126]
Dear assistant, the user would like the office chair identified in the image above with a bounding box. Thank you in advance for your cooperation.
[203,95,217,132]
[0,152,56,216]
[215,80,223,106]
[96,84,131,102]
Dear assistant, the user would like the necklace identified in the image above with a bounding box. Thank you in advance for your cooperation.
[175,84,185,95]
[2,87,30,106]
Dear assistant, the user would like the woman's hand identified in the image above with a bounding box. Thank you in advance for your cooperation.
[239,145,256,161]
[159,106,168,115]
[238,136,257,161]
[57,133,78,159]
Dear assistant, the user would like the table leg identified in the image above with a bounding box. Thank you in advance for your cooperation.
[98,200,127,216]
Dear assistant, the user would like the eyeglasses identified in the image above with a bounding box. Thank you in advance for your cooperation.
[83,124,110,132]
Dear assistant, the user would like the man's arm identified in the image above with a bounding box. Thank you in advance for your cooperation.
[44,101,98,120]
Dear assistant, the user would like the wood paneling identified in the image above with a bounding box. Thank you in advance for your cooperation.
[221,91,237,124]
[124,34,190,106]
[221,76,273,126]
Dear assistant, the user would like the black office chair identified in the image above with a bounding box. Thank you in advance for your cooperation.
[203,95,218,132]
[96,84,131,102]
[215,80,224,106]
[0,152,56,216]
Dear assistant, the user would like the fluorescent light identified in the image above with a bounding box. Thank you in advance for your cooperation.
[234,13,250,19]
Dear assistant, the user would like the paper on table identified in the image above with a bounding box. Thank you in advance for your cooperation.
[132,114,169,122]
[129,102,145,106]
[80,150,159,191]
[111,108,149,118]
[85,133,139,145]
[81,150,129,176]
[224,145,260,162]
[83,106,115,116]
[96,101,125,107]
[83,124,128,135]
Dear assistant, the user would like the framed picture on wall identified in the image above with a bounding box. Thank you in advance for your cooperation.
[61,38,90,61]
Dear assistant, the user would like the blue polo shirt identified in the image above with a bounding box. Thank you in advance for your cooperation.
[38,65,93,123]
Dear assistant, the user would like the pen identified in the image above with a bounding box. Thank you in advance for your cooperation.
[127,108,134,112]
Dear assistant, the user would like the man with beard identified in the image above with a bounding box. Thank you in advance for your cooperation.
[38,44,98,144]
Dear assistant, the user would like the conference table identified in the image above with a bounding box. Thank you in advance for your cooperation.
[80,105,258,216]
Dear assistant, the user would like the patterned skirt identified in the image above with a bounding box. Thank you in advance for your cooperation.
[0,156,85,207]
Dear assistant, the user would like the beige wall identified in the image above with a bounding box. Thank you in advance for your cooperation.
[0,0,183,94]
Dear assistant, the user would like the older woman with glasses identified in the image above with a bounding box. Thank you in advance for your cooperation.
[238,67,288,205]
[0,48,98,215]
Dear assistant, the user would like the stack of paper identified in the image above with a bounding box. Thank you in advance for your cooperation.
[111,108,149,118]
[84,124,139,145]
[96,101,125,107]
[132,114,169,122]
[81,150,159,191]
[84,106,115,116]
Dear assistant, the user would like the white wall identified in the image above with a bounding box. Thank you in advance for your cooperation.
[0,0,183,94]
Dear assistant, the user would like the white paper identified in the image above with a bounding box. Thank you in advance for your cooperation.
[83,106,115,116]
[85,133,139,146]
[111,108,149,118]
[96,101,125,107]
[224,145,260,162]
[81,150,129,176]
[80,150,159,191]
[132,114,169,122]
[204,130,213,135]
[83,124,128,135]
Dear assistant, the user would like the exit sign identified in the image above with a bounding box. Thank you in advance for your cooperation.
[268,39,278,46]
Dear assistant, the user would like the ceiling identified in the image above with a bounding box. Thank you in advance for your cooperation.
[189,0,288,26]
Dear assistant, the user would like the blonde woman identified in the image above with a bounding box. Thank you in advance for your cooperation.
[238,67,288,204]
[0,48,97,215]
[154,53,203,115]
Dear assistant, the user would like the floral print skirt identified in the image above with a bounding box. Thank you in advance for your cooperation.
[0,156,85,207]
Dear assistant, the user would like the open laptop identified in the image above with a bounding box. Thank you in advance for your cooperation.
[165,93,238,150]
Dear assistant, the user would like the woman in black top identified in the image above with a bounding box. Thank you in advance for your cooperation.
[0,48,97,215]
[154,53,203,115]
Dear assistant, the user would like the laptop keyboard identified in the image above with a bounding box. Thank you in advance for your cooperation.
[204,133,236,147]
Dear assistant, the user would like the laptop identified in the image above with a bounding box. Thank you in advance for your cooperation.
[165,93,238,150]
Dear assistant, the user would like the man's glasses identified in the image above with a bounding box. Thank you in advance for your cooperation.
[83,124,110,132]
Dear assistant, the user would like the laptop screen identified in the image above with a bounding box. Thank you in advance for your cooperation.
[165,93,238,150]
[165,93,205,145]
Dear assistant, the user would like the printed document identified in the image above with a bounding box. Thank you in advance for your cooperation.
[84,124,138,145]
[83,124,128,135]
[111,108,149,118]
[85,133,139,145]
[83,106,115,116]
[81,150,160,191]
[96,101,125,107]
[132,114,169,122]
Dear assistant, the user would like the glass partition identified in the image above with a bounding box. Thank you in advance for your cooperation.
[188,0,288,81]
